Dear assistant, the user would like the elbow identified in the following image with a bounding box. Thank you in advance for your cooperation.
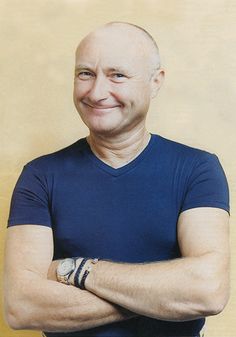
[206,292,229,316]
[4,304,23,330]
[201,280,230,317]
[4,297,33,330]
[5,306,35,331]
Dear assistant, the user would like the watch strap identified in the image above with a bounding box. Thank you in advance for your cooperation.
[74,258,89,288]
[80,258,100,290]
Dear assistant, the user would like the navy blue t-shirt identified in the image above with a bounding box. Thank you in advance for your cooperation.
[8,134,230,337]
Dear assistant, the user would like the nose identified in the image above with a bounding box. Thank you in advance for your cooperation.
[87,74,110,103]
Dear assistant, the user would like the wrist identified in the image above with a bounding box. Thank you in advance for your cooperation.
[79,258,99,290]
[68,257,84,285]
[48,260,61,281]
[82,258,98,290]
[68,257,99,290]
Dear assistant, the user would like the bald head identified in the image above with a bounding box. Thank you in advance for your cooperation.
[105,22,160,68]
[76,22,161,74]
[104,21,161,69]
[73,22,165,136]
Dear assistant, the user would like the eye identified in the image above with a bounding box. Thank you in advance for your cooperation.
[113,73,125,78]
[111,73,127,82]
[114,73,125,78]
[76,71,94,80]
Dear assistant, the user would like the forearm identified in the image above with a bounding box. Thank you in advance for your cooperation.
[5,271,136,332]
[85,253,229,321]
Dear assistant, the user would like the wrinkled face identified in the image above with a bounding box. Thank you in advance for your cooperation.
[73,27,162,136]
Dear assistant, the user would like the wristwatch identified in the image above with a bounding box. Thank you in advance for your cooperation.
[56,258,78,284]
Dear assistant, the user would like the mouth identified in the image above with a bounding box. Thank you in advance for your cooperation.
[82,101,121,109]
[82,101,122,114]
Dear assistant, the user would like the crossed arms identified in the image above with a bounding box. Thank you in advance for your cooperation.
[4,207,230,332]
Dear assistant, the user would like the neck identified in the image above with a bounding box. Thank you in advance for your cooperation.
[86,127,151,169]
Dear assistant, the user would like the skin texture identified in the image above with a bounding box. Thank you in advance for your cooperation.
[74,24,161,135]
[84,207,230,321]
[4,225,138,332]
[73,23,164,168]
[4,22,230,333]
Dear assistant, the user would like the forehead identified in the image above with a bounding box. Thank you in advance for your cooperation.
[75,28,151,71]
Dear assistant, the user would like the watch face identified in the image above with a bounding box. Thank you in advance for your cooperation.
[58,258,75,276]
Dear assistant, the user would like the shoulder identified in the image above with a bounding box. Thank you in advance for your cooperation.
[153,133,219,165]
[23,138,87,174]
[152,134,226,185]
[152,135,230,214]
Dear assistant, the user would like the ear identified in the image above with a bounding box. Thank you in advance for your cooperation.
[150,68,165,99]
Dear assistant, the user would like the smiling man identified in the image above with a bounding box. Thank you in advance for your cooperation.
[4,22,230,337]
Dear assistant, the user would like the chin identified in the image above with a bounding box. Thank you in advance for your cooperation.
[82,115,124,135]
[88,125,121,136]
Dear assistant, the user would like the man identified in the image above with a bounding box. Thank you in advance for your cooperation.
[4,22,230,337]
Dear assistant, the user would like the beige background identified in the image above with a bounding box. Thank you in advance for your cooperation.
[0,0,235,336]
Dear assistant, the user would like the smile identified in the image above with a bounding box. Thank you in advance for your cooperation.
[82,102,121,109]
[82,102,122,115]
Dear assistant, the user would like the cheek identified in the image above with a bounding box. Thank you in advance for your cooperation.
[73,85,81,103]
[111,86,132,106]
[73,81,90,100]
[120,81,150,100]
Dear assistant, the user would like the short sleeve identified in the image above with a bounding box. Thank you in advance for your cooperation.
[181,153,230,214]
[7,164,52,227]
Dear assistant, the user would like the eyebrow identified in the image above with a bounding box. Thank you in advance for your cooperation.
[107,67,129,73]
[75,64,91,71]
[75,64,130,74]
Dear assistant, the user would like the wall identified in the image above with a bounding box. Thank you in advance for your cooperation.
[1,1,235,336]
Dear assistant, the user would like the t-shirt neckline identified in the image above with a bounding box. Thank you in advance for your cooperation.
[82,133,157,177]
